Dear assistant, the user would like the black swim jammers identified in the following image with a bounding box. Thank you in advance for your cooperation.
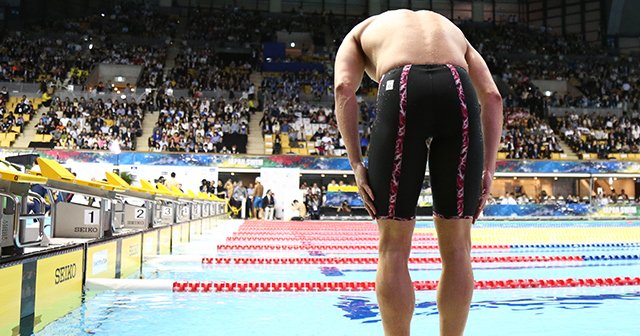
[367,64,483,221]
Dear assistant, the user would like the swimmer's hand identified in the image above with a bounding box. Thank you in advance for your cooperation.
[354,162,376,219]
[473,170,493,224]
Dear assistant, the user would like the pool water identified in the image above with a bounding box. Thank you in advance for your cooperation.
[36,220,640,336]
[37,287,640,336]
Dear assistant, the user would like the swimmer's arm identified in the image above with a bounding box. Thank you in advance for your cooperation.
[334,33,366,168]
[465,42,503,174]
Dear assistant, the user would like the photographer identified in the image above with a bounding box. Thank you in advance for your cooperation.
[290,199,306,221]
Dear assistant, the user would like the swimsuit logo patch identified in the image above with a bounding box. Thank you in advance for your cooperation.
[385,80,394,91]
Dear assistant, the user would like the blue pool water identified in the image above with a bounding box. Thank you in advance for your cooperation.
[37,287,640,336]
[36,220,640,335]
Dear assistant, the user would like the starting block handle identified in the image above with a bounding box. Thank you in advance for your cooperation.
[0,190,45,249]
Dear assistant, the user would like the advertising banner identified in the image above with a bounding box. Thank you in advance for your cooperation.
[2,149,640,174]
[592,205,640,217]
[482,204,591,217]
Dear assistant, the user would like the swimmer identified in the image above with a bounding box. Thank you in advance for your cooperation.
[334,9,503,336]
[253,177,264,219]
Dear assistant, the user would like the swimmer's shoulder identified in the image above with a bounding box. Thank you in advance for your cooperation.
[348,15,379,41]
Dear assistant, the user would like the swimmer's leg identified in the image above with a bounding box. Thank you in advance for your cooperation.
[429,131,481,336]
[434,217,473,336]
[376,218,415,336]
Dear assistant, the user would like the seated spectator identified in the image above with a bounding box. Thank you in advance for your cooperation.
[262,190,276,220]
[306,194,321,220]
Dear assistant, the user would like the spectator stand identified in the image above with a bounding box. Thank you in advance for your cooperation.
[0,93,39,147]
[554,112,640,160]
[149,97,250,154]
[498,108,565,160]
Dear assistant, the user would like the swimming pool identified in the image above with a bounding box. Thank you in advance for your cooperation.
[36,220,640,335]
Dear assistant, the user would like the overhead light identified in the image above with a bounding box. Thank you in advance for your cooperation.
[120,94,126,99]
[513,176,517,180]
[554,177,558,181]
[88,44,93,50]
[231,172,235,176]
[321,174,325,177]
[290,42,296,48]
[544,90,552,97]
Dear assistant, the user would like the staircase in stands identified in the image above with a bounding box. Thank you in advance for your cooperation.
[246,72,265,155]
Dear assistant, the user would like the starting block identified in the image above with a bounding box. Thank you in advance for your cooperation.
[35,157,124,240]
[105,172,158,230]
[0,160,49,256]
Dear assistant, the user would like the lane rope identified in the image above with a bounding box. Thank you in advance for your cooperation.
[216,243,640,251]
[226,236,437,242]
[171,277,640,292]
[203,255,626,264]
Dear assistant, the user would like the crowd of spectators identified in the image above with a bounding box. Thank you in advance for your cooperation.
[170,49,255,94]
[489,190,585,205]
[0,90,33,133]
[147,97,251,153]
[40,3,179,38]
[461,21,639,112]
[0,35,167,89]
[259,96,375,156]
[37,97,143,151]
[488,188,640,206]
[553,112,640,158]
[185,7,327,47]
[1,7,640,160]
[0,3,172,89]
[499,108,564,159]
[261,71,333,101]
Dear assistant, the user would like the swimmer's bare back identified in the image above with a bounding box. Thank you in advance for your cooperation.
[348,10,469,82]
[335,9,503,220]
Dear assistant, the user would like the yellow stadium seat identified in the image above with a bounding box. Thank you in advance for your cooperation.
[0,140,11,148]
[4,133,16,142]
